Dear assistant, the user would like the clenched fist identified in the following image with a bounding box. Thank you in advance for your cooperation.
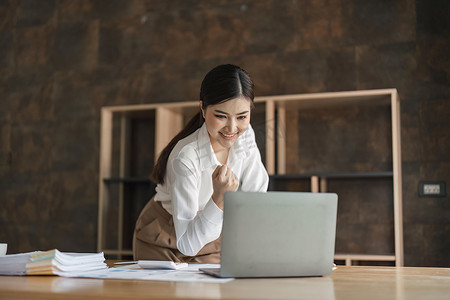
[211,165,239,210]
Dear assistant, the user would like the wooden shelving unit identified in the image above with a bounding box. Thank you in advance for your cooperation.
[98,89,403,266]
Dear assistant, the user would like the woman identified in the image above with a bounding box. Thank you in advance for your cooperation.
[133,64,269,263]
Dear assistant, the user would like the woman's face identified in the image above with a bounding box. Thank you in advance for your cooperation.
[201,97,252,153]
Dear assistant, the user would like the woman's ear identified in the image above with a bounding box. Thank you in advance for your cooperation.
[200,101,206,118]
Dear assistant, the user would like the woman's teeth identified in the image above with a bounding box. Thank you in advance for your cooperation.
[221,132,237,137]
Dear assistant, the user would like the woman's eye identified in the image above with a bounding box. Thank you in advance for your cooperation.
[214,114,226,119]
[238,116,247,120]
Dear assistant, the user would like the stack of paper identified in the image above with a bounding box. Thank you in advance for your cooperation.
[0,252,41,275]
[26,249,107,275]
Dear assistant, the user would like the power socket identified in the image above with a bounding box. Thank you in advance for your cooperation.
[419,181,446,197]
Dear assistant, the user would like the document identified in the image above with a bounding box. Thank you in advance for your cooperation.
[26,249,107,275]
[0,249,107,276]
[1,251,231,283]
[62,264,233,283]
[0,252,40,275]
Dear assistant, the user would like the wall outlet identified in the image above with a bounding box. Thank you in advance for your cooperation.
[419,181,446,197]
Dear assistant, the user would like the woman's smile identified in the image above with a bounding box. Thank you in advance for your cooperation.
[219,130,240,140]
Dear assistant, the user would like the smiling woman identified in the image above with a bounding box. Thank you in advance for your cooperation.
[133,64,269,263]
[201,97,252,164]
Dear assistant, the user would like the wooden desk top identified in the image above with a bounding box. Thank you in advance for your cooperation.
[1,266,449,300]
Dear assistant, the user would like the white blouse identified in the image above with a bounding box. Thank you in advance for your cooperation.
[154,123,269,256]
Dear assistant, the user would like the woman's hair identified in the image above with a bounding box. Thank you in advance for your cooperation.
[150,64,255,184]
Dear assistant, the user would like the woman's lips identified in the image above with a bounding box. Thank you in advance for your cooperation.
[220,131,239,140]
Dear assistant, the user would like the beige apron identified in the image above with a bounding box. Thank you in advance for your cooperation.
[133,197,221,263]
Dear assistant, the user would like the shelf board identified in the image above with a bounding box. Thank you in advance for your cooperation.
[102,249,133,256]
[270,171,393,180]
[104,172,393,183]
[103,177,152,184]
[256,89,395,110]
[334,253,396,261]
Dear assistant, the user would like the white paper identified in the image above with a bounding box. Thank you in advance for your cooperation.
[60,263,233,283]
[0,252,41,275]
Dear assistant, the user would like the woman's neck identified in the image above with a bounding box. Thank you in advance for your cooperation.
[214,147,229,165]
[210,138,229,165]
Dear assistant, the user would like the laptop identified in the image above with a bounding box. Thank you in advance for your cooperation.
[200,191,338,278]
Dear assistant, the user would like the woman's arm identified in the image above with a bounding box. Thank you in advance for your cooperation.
[171,157,223,257]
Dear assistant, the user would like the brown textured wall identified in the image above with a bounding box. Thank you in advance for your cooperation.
[0,0,449,266]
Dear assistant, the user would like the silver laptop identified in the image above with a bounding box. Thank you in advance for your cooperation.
[200,191,338,278]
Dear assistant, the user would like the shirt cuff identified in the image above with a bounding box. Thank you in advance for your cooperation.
[201,197,223,225]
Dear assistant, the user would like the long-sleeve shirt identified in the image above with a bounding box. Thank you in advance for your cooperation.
[154,123,269,256]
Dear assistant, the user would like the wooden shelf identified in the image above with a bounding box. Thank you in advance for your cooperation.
[334,254,396,266]
[103,249,133,256]
[103,177,152,184]
[98,89,403,264]
[270,171,393,180]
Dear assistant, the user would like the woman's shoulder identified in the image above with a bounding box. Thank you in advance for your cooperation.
[170,128,202,162]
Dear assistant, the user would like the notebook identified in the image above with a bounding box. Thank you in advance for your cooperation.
[200,191,338,278]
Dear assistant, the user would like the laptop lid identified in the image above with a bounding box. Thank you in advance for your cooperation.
[219,191,338,278]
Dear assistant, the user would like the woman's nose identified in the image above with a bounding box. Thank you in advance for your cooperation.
[226,118,237,132]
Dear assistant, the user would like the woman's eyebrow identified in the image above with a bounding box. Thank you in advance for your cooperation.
[214,109,249,115]
[237,111,249,115]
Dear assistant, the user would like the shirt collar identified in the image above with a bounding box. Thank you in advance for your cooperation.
[197,123,218,171]
[232,123,256,160]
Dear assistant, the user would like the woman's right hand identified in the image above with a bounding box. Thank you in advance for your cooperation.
[211,165,239,210]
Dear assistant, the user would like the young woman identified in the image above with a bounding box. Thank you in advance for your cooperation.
[133,64,269,263]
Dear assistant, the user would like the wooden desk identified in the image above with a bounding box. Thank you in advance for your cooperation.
[1,266,449,300]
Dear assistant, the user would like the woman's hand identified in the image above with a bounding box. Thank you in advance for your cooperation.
[211,165,239,210]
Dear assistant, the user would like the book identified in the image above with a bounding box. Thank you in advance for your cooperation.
[0,249,107,276]
[0,251,41,275]
[26,249,107,275]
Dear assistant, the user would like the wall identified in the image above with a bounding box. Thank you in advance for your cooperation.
[0,0,449,266]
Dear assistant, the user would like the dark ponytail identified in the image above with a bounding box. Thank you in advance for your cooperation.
[150,112,204,183]
[150,64,255,184]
